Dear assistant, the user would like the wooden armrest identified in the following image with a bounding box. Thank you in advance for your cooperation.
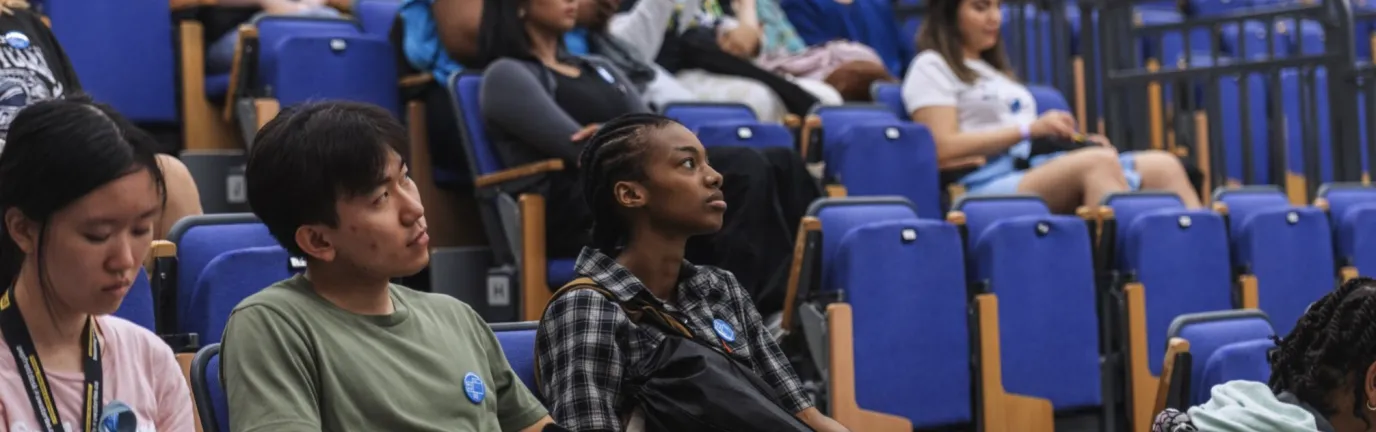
[940,155,986,171]
[783,114,802,129]
[520,194,551,321]
[151,240,178,259]
[171,0,215,11]
[1237,274,1259,310]
[1154,338,1191,415]
[781,216,821,333]
[825,303,914,432]
[223,25,258,122]
[1004,393,1055,431]
[1125,281,1157,432]
[799,115,821,160]
[1341,267,1360,283]
[473,159,566,189]
[399,73,434,89]
[825,185,847,197]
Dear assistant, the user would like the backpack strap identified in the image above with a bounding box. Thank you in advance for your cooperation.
[532,277,695,394]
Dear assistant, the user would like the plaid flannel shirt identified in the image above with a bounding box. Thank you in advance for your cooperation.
[536,247,812,431]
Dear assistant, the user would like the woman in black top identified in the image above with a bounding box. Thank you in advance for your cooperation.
[476,0,819,314]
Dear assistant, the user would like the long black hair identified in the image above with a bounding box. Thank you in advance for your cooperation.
[475,0,537,68]
[1269,277,1376,425]
[577,113,677,251]
[0,95,166,308]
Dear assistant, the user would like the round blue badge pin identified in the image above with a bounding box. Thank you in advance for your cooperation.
[4,32,29,50]
[1009,99,1022,114]
[595,66,616,84]
[712,318,736,343]
[463,372,486,404]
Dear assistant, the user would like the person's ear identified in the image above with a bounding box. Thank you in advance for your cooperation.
[294,224,337,263]
[1364,362,1376,413]
[613,181,647,209]
[4,208,35,255]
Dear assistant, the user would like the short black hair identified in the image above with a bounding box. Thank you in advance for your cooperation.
[1269,277,1376,424]
[577,113,677,250]
[245,101,408,256]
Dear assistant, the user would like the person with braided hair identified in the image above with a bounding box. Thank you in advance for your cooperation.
[1152,277,1376,432]
[535,112,849,432]
[477,0,819,314]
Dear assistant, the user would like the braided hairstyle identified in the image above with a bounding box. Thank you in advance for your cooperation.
[578,113,678,251]
[1269,277,1376,424]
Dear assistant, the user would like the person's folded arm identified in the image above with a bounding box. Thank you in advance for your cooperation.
[480,59,588,164]
[607,0,677,61]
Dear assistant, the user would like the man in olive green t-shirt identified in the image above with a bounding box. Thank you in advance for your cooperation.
[222,102,554,432]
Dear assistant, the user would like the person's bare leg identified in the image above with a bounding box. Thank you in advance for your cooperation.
[155,154,204,240]
[1133,150,1202,208]
[1017,147,1130,213]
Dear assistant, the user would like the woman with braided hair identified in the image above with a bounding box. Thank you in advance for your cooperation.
[1154,277,1376,432]
[535,112,848,431]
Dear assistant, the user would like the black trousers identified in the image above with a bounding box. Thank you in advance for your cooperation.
[544,146,818,314]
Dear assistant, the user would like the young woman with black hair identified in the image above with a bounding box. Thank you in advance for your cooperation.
[1154,277,1376,432]
[536,113,849,432]
[477,0,819,315]
[0,96,193,431]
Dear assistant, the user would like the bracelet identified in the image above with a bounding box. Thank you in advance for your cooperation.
[1019,123,1032,140]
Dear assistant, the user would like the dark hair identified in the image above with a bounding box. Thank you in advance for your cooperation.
[475,0,536,68]
[915,0,1016,84]
[577,113,677,250]
[245,101,408,256]
[1269,277,1376,425]
[0,94,167,301]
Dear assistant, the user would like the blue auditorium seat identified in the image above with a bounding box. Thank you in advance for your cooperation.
[806,104,899,171]
[451,73,574,312]
[870,82,907,120]
[491,322,540,399]
[833,218,971,427]
[662,102,758,131]
[113,269,156,332]
[832,123,942,220]
[252,17,401,118]
[1200,338,1275,394]
[192,344,229,432]
[694,122,794,149]
[805,198,920,293]
[165,214,277,331]
[962,196,1102,414]
[1318,184,1376,276]
[1106,192,1235,376]
[186,246,295,347]
[356,0,401,36]
[1282,68,1335,186]
[48,0,177,123]
[1216,187,1336,335]
[1167,310,1275,406]
[1028,85,1071,114]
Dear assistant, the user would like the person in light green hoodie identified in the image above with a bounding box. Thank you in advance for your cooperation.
[1154,277,1376,432]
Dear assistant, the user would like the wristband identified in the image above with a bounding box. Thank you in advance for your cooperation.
[1019,123,1032,140]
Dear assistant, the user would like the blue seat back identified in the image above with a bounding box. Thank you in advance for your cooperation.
[834,123,942,220]
[1215,188,1292,237]
[1201,338,1275,397]
[113,269,156,332]
[1319,184,1376,230]
[491,322,540,399]
[48,0,177,122]
[836,219,971,427]
[192,344,229,432]
[1234,206,1334,335]
[953,195,1052,246]
[1339,202,1376,273]
[871,82,907,119]
[1027,85,1070,114]
[256,18,400,118]
[451,73,504,176]
[1168,311,1275,405]
[169,215,277,331]
[695,122,793,149]
[815,105,900,149]
[188,247,294,346]
[972,215,1102,410]
[1104,192,1185,260]
[663,103,758,131]
[1125,208,1235,375]
[809,198,920,291]
[357,0,401,36]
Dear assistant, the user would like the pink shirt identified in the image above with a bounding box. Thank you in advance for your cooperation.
[0,316,194,432]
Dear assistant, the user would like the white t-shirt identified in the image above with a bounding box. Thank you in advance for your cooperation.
[901,50,1038,134]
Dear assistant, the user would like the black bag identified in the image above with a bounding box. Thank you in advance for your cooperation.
[1013,136,1095,170]
[537,278,815,432]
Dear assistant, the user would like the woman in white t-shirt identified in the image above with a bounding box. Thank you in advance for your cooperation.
[900,0,1200,213]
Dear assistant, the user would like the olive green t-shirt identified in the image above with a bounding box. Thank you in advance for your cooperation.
[221,274,547,432]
